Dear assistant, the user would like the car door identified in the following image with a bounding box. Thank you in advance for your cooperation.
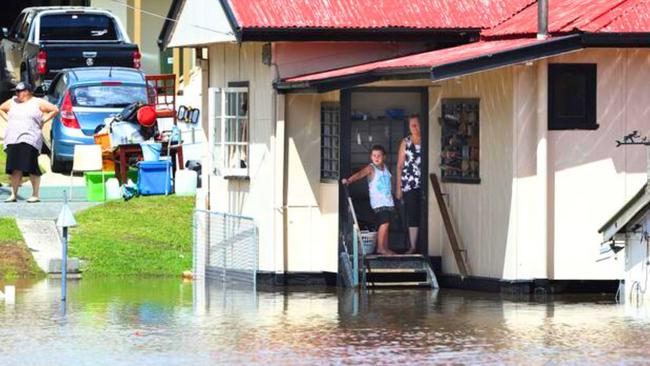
[2,11,26,83]
[42,73,66,149]
[14,11,35,81]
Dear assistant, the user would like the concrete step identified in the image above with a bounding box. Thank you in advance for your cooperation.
[363,254,439,288]
[365,268,427,273]
[368,281,431,287]
[47,258,81,274]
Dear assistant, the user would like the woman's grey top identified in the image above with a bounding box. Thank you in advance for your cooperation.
[3,97,44,151]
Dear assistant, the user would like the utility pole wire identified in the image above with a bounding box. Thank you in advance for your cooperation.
[109,0,234,35]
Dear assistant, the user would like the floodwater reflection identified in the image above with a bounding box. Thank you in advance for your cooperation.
[1,278,649,365]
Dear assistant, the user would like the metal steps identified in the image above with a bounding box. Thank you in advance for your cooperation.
[364,254,439,288]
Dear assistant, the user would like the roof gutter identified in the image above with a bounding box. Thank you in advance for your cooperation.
[431,34,582,82]
[275,67,431,93]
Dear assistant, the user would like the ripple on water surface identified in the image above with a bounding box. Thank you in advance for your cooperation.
[1,278,650,365]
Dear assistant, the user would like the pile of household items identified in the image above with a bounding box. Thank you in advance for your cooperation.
[82,100,200,202]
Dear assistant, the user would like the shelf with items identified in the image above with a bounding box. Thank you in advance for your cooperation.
[439,98,480,184]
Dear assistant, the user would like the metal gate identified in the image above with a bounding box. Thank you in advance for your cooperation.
[193,210,258,286]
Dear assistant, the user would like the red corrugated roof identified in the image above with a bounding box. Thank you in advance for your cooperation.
[484,0,650,37]
[226,0,535,30]
[285,38,544,83]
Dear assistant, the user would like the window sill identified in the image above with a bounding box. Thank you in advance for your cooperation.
[549,124,599,131]
[224,175,250,181]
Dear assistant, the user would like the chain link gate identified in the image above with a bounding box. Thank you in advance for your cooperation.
[193,210,258,287]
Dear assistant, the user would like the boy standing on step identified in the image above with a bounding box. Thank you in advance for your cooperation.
[342,145,396,255]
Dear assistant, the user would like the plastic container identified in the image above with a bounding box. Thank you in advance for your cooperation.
[360,230,377,255]
[140,142,162,161]
[385,108,405,119]
[84,171,116,202]
[137,160,172,196]
[110,121,144,146]
[105,178,121,200]
[101,151,115,172]
[94,132,111,152]
[127,167,139,183]
[174,169,197,196]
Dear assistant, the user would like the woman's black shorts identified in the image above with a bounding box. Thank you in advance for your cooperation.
[373,206,394,226]
[403,188,421,227]
[5,143,42,177]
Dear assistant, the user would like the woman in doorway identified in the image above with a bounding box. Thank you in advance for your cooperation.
[396,114,422,254]
[1,82,59,203]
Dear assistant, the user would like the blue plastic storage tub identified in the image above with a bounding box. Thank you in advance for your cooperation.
[137,160,172,195]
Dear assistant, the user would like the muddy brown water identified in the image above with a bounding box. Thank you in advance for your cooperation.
[1,278,649,365]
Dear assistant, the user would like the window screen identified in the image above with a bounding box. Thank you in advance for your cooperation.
[321,102,340,181]
[440,99,480,184]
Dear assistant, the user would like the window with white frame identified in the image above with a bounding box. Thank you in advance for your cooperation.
[209,86,250,177]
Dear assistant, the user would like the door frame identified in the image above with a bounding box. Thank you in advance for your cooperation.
[340,86,429,255]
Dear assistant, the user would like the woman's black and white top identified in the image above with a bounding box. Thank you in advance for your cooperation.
[401,135,421,192]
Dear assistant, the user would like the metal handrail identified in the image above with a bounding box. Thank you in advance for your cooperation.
[342,184,366,287]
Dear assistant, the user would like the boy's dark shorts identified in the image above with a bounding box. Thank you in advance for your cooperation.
[373,206,394,225]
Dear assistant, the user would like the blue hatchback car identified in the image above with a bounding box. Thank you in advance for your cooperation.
[44,67,148,172]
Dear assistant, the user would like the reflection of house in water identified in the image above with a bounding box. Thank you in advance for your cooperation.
[165,0,650,290]
[600,183,650,304]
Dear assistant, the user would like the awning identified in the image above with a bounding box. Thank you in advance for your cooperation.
[276,34,583,93]
[165,0,236,49]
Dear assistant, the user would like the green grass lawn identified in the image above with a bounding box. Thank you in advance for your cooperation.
[69,195,195,276]
[0,218,44,280]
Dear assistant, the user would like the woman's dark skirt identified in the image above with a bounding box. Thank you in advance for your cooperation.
[5,143,42,177]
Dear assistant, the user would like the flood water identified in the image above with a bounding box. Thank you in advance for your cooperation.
[1,278,650,365]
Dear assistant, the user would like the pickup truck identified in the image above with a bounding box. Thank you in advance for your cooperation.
[0,7,141,94]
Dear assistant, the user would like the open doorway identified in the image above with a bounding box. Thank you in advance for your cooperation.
[341,87,429,254]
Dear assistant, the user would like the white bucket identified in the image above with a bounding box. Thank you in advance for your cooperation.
[105,178,121,200]
[175,170,198,196]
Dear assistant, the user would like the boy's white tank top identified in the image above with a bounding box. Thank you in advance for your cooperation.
[367,164,394,209]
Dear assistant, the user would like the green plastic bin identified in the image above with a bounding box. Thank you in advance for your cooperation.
[127,167,138,183]
[85,171,116,202]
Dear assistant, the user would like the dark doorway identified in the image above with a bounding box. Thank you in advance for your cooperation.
[341,87,429,254]
[0,0,89,30]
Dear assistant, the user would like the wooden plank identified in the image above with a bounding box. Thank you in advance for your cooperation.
[429,173,470,277]
[365,268,426,273]
[368,282,430,287]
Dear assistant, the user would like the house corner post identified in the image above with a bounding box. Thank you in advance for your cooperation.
[536,59,552,279]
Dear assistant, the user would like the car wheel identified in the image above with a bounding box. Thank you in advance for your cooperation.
[50,141,67,173]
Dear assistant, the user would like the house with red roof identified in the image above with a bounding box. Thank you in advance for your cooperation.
[164,0,650,291]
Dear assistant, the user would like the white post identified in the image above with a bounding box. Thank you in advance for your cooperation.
[3,286,15,304]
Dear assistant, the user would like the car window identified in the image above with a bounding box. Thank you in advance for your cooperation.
[8,12,26,40]
[72,85,147,108]
[54,76,68,100]
[39,14,119,41]
[19,12,34,41]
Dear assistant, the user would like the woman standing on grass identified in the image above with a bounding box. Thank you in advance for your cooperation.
[0,82,58,203]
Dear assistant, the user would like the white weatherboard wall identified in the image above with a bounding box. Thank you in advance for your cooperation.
[425,48,650,281]
[167,0,236,48]
[206,42,339,273]
[545,48,650,280]
[207,42,278,272]
[427,68,516,279]
[285,92,339,273]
